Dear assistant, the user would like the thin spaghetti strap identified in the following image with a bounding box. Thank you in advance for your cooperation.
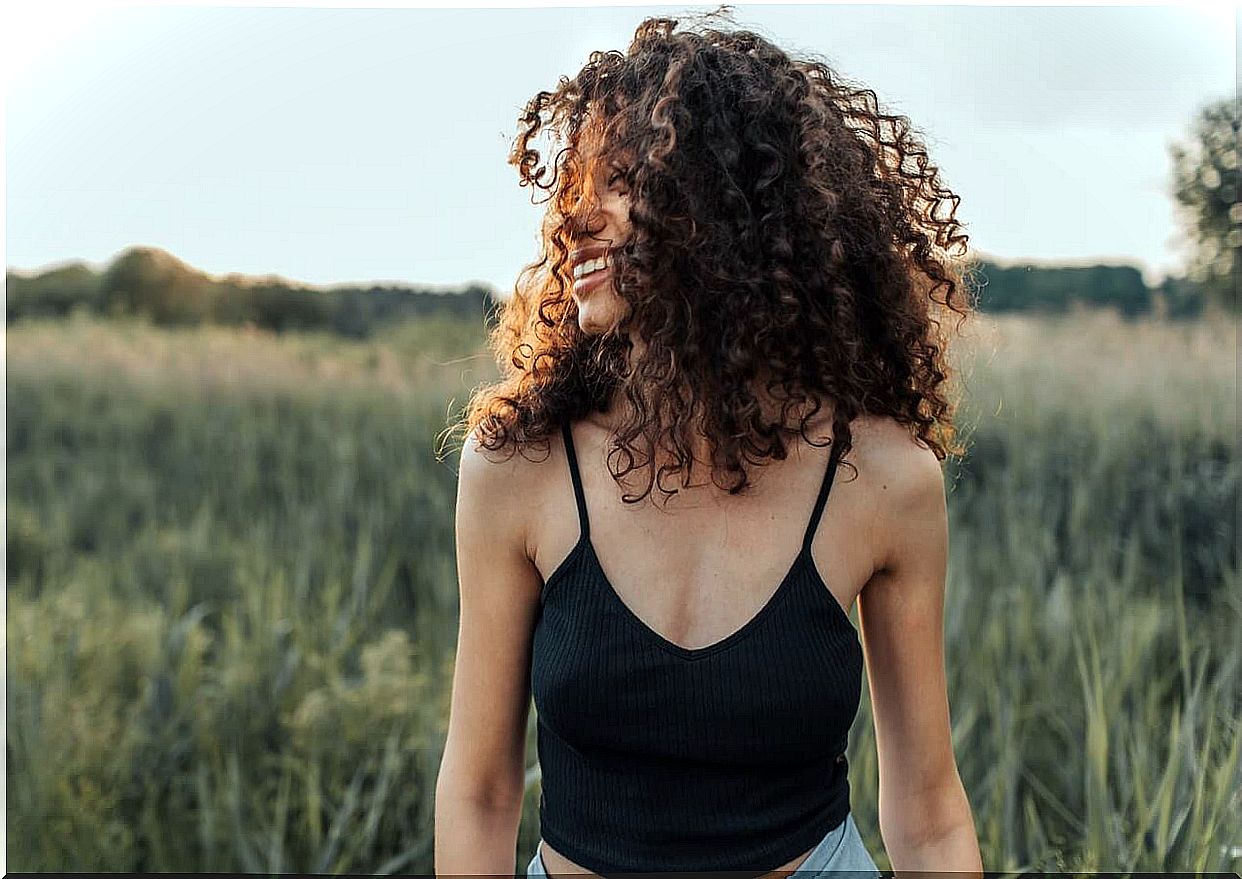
[802,433,843,554]
[561,421,591,540]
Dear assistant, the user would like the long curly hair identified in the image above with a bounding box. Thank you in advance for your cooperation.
[455,9,978,505]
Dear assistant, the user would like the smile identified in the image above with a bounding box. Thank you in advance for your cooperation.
[572,256,609,280]
[572,263,612,297]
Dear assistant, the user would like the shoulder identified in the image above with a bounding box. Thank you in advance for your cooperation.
[457,425,538,493]
[456,425,561,563]
[847,415,946,572]
[847,415,943,494]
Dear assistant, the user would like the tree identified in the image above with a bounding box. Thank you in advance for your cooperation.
[1169,96,1240,314]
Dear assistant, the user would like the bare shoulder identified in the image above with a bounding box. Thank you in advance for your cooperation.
[457,426,542,494]
[847,415,942,483]
[846,415,947,575]
[456,426,556,564]
[845,414,944,518]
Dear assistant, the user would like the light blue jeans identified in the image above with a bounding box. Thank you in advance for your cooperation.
[525,812,882,877]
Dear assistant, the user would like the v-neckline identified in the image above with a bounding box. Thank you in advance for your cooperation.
[540,532,856,662]
[587,539,808,660]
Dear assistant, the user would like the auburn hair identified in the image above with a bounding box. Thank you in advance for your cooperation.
[454,9,978,504]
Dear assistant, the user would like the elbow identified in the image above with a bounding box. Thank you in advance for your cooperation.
[435,756,528,816]
[880,773,974,848]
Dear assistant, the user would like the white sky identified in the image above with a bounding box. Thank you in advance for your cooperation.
[3,1,1237,294]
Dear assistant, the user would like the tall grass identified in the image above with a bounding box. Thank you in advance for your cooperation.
[6,310,1239,873]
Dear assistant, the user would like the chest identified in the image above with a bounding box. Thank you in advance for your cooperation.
[530,537,866,766]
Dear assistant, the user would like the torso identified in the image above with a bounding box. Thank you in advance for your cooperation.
[529,409,892,878]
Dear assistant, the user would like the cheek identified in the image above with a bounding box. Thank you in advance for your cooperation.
[603,194,631,230]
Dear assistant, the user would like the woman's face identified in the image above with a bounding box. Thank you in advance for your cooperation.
[566,144,633,336]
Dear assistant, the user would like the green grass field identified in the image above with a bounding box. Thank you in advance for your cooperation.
[6,309,1239,873]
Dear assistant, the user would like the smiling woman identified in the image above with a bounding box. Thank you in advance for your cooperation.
[436,8,983,879]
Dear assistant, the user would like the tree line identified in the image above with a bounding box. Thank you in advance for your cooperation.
[5,246,498,338]
[4,242,1221,337]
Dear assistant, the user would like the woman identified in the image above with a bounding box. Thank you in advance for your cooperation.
[436,11,983,878]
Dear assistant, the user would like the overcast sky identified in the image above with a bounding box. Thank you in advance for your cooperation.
[4,2,1235,293]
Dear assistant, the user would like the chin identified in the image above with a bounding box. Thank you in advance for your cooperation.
[574,301,608,334]
[578,314,607,335]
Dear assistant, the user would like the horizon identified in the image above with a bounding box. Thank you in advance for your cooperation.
[5,243,1170,296]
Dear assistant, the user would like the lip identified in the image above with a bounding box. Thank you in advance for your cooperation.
[568,243,613,298]
[568,243,609,271]
[572,264,612,298]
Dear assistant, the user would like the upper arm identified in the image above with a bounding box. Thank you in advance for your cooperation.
[436,429,544,810]
[856,430,961,833]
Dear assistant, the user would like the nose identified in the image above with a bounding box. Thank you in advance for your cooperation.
[565,193,608,242]
[561,166,608,234]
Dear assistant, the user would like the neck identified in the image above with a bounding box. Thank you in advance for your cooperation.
[598,376,830,465]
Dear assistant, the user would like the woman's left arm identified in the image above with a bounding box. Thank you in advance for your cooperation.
[857,433,983,875]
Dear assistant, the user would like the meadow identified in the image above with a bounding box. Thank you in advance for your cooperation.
[5,308,1239,873]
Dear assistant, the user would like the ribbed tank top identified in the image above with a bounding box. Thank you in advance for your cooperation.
[530,421,865,877]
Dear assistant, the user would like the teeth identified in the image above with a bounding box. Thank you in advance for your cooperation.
[572,256,608,280]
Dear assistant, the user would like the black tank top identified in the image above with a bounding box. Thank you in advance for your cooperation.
[530,420,864,878]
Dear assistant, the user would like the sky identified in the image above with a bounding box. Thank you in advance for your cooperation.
[3,1,1236,295]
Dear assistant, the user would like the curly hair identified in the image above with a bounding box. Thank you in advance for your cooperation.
[456,9,978,505]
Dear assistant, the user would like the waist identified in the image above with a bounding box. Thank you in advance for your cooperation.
[535,748,852,875]
[537,835,822,879]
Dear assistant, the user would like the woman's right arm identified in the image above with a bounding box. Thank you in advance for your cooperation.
[435,429,545,877]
